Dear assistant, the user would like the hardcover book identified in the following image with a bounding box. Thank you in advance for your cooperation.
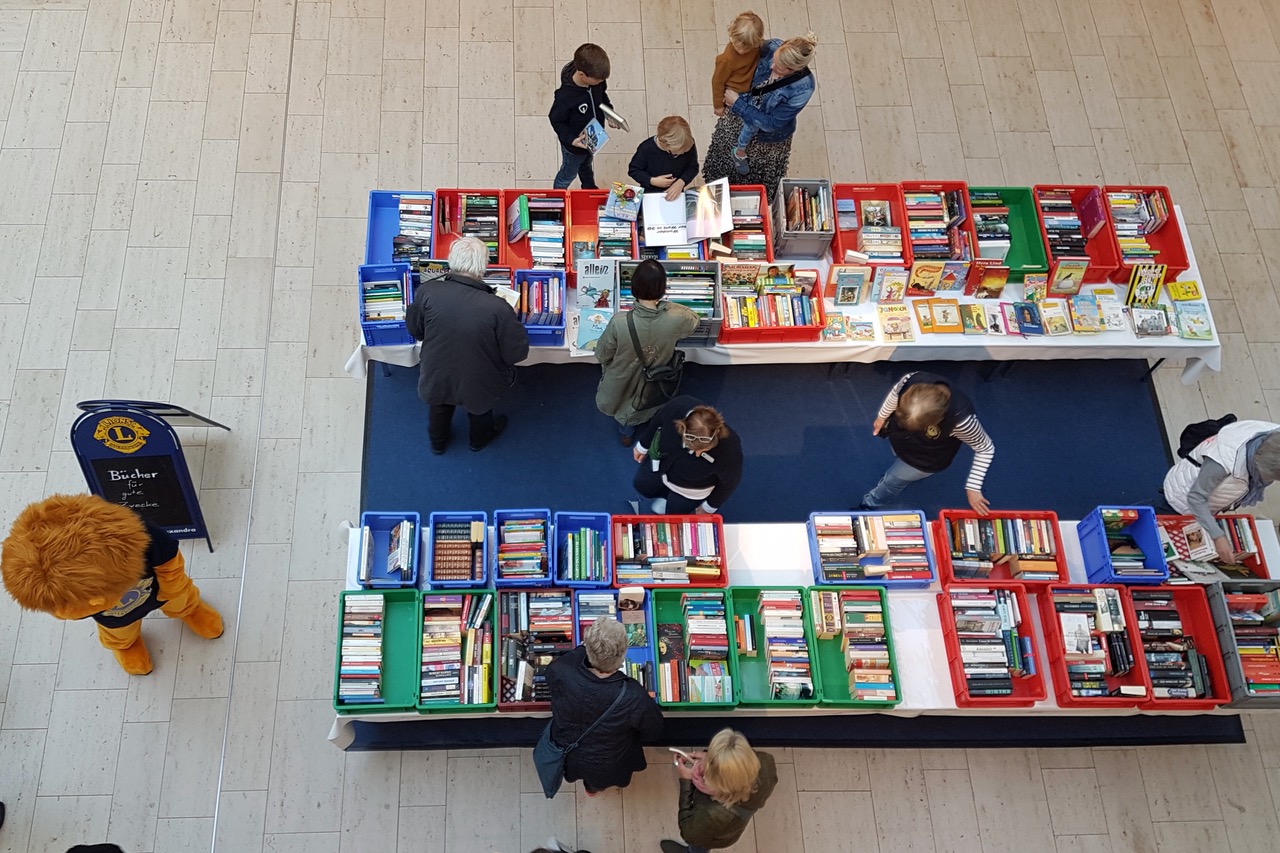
[1167,279,1202,301]
[1049,259,1088,296]
[1174,302,1212,340]
[1126,263,1167,307]
[1131,305,1171,336]
[874,268,908,303]
[604,182,643,221]
[906,260,946,296]
[877,304,914,341]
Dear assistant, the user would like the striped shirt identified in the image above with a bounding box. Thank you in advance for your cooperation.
[877,372,995,493]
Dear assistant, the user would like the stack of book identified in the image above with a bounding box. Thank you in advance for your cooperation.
[358,518,414,585]
[597,208,634,257]
[514,271,564,326]
[946,587,1034,697]
[559,525,609,583]
[783,184,832,231]
[653,591,732,703]
[1157,515,1262,582]
[495,516,548,582]
[1131,590,1211,700]
[758,590,814,700]
[442,193,501,263]
[859,228,905,264]
[338,594,385,704]
[833,589,897,702]
[507,195,567,269]
[574,590,616,637]
[392,194,433,268]
[616,587,653,691]
[613,518,722,584]
[727,190,769,260]
[421,593,493,705]
[719,263,817,329]
[969,190,1012,261]
[483,265,514,292]
[946,515,1060,581]
[1098,508,1160,579]
[360,273,410,324]
[733,610,756,657]
[619,262,717,319]
[431,519,486,584]
[903,190,971,261]
[1035,188,1101,264]
[498,590,573,704]
[1107,190,1169,261]
[1052,587,1141,699]
[810,512,931,582]
[1225,591,1280,696]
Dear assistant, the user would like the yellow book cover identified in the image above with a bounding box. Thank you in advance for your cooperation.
[907,260,946,296]
[1166,279,1202,301]
[929,299,964,334]
[877,304,914,341]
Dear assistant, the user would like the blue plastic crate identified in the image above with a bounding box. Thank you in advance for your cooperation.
[359,262,414,346]
[356,511,421,588]
[424,511,490,589]
[806,510,937,589]
[492,508,553,588]
[513,269,566,346]
[572,588,655,693]
[1079,505,1169,585]
[366,190,434,264]
[553,511,613,588]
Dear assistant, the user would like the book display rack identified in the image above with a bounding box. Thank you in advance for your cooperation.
[1104,185,1189,281]
[356,511,420,589]
[810,586,900,707]
[716,262,825,344]
[553,511,612,587]
[934,510,1070,587]
[504,190,568,271]
[651,588,737,708]
[492,509,551,587]
[720,185,774,261]
[417,590,496,712]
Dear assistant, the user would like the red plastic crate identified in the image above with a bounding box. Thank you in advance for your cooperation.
[434,188,506,265]
[717,267,825,344]
[1102,184,1190,282]
[566,189,637,287]
[1130,585,1230,711]
[936,582,1048,708]
[1156,514,1269,579]
[831,183,914,268]
[501,189,570,271]
[899,180,980,265]
[610,514,728,589]
[495,587,575,712]
[933,510,1070,588]
[1038,583,1150,709]
[1031,184,1122,284]
[721,184,775,262]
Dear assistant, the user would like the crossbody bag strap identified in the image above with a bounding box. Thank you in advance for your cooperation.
[626,310,652,369]
[749,67,811,97]
[724,802,757,821]
[566,683,629,751]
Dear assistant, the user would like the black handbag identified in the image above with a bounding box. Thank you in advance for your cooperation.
[626,310,685,410]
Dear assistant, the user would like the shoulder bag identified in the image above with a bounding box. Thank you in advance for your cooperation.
[627,309,686,411]
[533,683,629,799]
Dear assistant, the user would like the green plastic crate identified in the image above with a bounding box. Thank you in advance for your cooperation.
[650,588,739,710]
[334,588,422,715]
[417,589,500,714]
[807,585,902,708]
[729,586,819,707]
[970,186,1050,283]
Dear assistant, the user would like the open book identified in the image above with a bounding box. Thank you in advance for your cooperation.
[641,178,734,247]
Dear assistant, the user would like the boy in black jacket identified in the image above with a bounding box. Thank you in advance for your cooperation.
[548,43,619,190]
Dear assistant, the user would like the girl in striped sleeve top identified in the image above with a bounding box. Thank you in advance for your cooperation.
[859,371,995,515]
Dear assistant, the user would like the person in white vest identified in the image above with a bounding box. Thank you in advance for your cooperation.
[1163,419,1280,563]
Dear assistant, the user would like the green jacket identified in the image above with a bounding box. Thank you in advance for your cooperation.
[677,751,778,849]
[594,301,700,427]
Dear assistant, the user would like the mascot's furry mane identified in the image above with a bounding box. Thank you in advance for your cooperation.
[2,494,149,614]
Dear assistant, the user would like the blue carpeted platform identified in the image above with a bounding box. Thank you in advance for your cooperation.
[362,359,1172,523]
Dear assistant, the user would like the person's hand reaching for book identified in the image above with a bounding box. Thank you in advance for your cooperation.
[966,489,990,516]
[1214,535,1236,565]
[664,179,686,202]
[650,174,675,188]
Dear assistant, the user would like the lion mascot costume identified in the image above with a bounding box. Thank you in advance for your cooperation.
[1,494,223,675]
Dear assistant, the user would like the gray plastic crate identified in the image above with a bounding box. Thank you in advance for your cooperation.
[619,260,722,346]
[1205,580,1280,708]
[773,178,836,259]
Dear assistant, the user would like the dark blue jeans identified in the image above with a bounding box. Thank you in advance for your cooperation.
[554,145,596,189]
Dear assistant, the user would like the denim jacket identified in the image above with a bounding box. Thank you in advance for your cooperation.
[728,39,816,144]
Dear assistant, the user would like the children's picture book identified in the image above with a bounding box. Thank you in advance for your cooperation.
[875,268,908,303]
[822,313,848,341]
[1040,299,1072,335]
[966,259,1010,299]
[906,260,946,296]
[576,307,613,350]
[848,319,876,341]
[574,258,617,309]
[929,298,964,333]
[641,177,732,245]
[939,260,970,292]
[1049,259,1088,296]
[1068,293,1103,333]
[1100,300,1127,332]
[913,299,935,333]
[987,307,1008,335]
[1131,305,1171,336]
[959,303,987,335]
[720,262,761,290]
[1013,301,1044,335]
[604,182,642,221]
[830,265,872,305]
[1126,263,1167,306]
[1000,302,1023,337]
[861,199,891,227]
[581,118,609,153]
[877,304,914,341]
[1166,279,1202,301]
[757,262,795,286]
[1174,302,1213,340]
[1023,276,1048,304]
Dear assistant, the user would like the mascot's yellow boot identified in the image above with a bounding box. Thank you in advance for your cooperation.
[182,600,224,639]
[114,636,154,675]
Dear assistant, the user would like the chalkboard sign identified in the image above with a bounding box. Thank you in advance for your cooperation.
[89,455,194,530]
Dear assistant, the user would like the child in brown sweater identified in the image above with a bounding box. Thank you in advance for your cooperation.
[712,12,766,173]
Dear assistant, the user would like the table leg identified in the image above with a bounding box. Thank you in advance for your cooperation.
[1141,358,1165,382]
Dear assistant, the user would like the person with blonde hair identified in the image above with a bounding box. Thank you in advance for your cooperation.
[661,728,778,852]
[860,371,995,514]
[703,31,817,196]
[629,396,744,515]
[711,12,766,172]
[628,116,700,201]
[544,616,663,795]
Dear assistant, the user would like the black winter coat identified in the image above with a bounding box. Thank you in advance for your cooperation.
[405,273,530,413]
[547,645,664,791]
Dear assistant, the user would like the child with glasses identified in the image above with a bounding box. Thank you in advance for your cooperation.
[628,397,743,515]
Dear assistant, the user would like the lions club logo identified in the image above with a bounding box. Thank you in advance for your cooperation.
[94,416,150,454]
[925,424,941,439]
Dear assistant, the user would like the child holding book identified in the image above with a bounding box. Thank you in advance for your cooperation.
[548,43,623,190]
[711,12,765,175]
[627,116,700,201]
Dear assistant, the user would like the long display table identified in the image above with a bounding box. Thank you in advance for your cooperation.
[327,517,1279,750]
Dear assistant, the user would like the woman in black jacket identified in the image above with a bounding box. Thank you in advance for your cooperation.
[630,397,744,515]
[546,617,663,794]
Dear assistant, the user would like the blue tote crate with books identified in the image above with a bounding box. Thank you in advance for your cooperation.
[492,508,552,588]
[365,189,435,265]
[358,262,415,346]
[552,511,613,588]
[424,511,491,589]
[1079,505,1169,585]
[355,511,421,589]
[572,588,656,697]
[513,269,566,346]
[806,510,937,589]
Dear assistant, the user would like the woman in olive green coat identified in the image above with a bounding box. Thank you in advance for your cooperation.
[595,259,700,445]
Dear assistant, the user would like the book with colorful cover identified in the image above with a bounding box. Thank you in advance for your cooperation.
[959,303,987,335]
[1174,302,1213,340]
[1100,300,1127,332]
[830,265,872,305]
[576,307,614,350]
[847,319,876,341]
[1166,279,1202,301]
[1013,301,1044,335]
[604,182,642,221]
[1049,259,1088,296]
[1000,302,1023,337]
[822,313,848,341]
[987,306,1008,335]
[581,118,610,154]
[1040,299,1072,335]
[877,304,914,341]
[929,298,964,333]
[1023,276,1048,303]
[939,260,970,292]
[912,299,935,333]
[874,268,908,303]
[967,259,1010,298]
[1126,263,1167,307]
[906,260,946,296]
[1068,293,1103,333]
[1131,305,1171,336]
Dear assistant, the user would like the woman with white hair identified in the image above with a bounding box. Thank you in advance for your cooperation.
[1163,420,1280,563]
[544,616,663,795]
[405,236,529,453]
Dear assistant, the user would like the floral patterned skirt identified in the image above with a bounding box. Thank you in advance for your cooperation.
[701,114,794,206]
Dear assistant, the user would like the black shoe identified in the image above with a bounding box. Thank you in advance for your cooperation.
[0,800,5,830]
[619,433,634,447]
[431,440,448,455]
[470,415,508,451]
[660,841,688,853]
[851,502,873,511]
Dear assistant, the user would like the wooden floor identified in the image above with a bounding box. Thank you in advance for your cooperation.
[3,0,1280,850]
